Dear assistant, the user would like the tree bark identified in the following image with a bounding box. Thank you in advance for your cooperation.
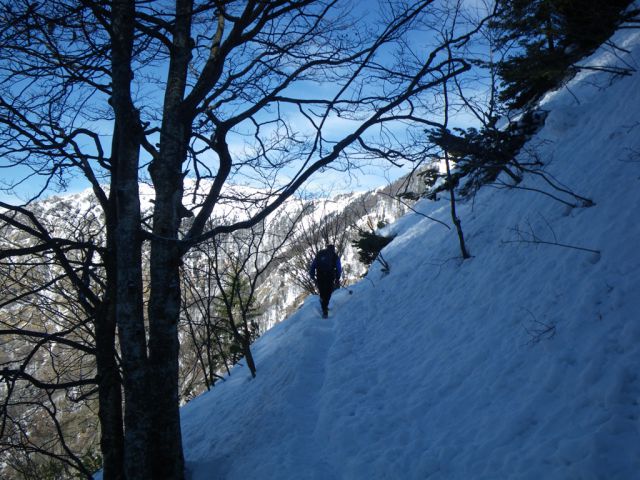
[146,2,193,478]
[110,1,150,478]
[94,260,124,480]
[147,152,187,480]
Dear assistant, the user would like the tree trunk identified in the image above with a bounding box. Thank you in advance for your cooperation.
[147,96,190,480]
[112,128,150,478]
[444,150,471,259]
[94,282,124,480]
[146,1,193,476]
[241,335,257,378]
[441,49,470,261]
[148,244,185,480]
[111,1,150,477]
[147,157,186,480]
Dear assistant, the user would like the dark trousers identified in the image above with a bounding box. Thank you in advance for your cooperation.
[316,274,335,314]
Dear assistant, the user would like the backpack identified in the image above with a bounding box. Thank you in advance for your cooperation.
[315,249,336,275]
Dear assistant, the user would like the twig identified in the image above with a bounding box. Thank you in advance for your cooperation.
[520,308,556,345]
[575,65,634,76]
[491,181,578,208]
[379,191,451,230]
[504,222,601,255]
[376,252,391,275]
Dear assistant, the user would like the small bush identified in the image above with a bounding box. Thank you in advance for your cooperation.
[352,228,395,266]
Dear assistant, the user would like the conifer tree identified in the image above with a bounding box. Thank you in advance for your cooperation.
[493,0,635,108]
[352,223,394,267]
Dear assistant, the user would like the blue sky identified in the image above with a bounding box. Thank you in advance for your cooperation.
[0,0,492,205]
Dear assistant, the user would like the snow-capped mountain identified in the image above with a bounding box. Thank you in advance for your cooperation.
[0,175,420,478]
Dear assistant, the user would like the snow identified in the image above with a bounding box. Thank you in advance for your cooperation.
[100,18,640,480]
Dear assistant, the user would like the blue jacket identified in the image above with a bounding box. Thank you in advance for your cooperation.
[310,248,342,280]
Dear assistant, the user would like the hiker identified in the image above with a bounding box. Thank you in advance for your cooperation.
[309,244,342,318]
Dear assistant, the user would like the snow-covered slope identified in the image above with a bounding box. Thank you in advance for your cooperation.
[177,21,640,480]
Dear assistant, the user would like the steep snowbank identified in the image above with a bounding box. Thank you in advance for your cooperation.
[178,24,640,480]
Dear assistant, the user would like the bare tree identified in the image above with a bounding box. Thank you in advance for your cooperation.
[0,1,488,478]
[180,204,302,390]
[0,201,105,478]
[441,38,471,259]
[179,239,231,400]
